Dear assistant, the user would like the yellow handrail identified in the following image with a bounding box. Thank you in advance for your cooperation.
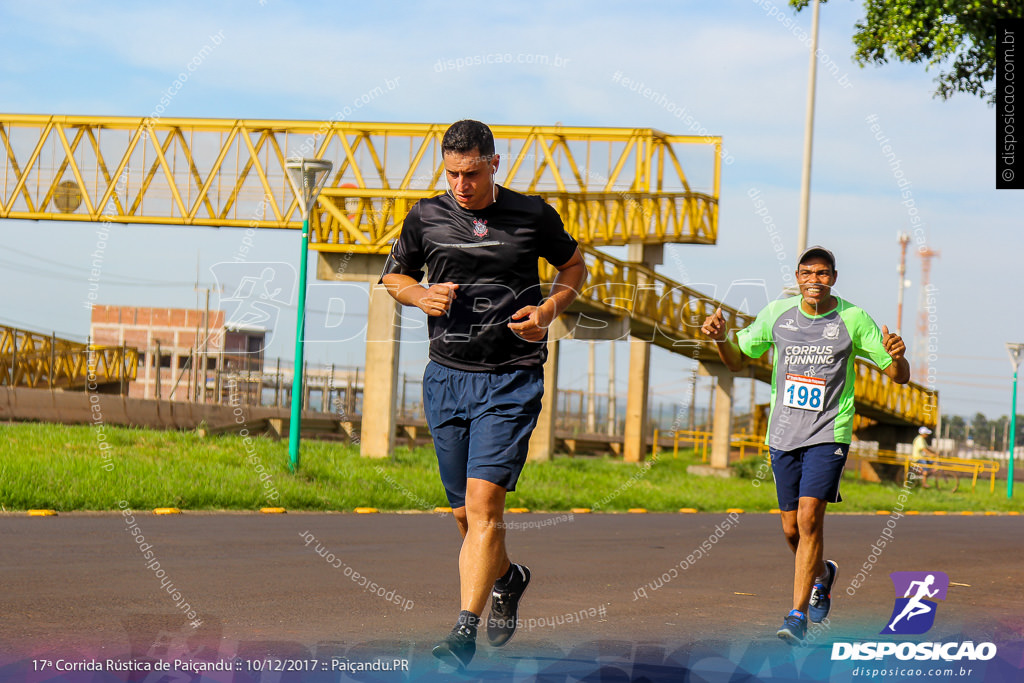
[853,449,1001,492]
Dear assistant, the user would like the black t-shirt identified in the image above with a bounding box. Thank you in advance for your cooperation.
[384,187,579,371]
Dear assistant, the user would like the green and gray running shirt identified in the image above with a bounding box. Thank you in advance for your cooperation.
[736,295,893,452]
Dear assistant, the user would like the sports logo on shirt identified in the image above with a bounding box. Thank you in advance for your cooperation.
[472,219,489,239]
[823,322,840,339]
[779,318,798,331]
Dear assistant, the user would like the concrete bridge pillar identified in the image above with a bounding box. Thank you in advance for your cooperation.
[529,314,629,461]
[623,336,652,463]
[318,253,399,458]
[361,284,401,458]
[700,362,734,469]
[621,243,663,463]
[528,337,560,462]
[853,421,919,452]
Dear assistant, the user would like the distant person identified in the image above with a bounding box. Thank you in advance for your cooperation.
[701,246,910,644]
[911,426,938,488]
[380,120,586,669]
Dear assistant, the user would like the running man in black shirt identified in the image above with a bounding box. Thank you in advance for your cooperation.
[381,120,586,669]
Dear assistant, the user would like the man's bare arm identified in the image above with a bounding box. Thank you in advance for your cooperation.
[880,325,911,384]
[507,248,587,342]
[381,273,458,317]
[700,307,748,372]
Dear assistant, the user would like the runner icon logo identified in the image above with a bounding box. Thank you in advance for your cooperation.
[881,571,949,635]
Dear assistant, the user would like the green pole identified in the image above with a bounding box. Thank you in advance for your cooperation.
[1009,367,1018,499]
[288,214,311,472]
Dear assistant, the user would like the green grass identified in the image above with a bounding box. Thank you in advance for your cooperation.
[0,422,1019,512]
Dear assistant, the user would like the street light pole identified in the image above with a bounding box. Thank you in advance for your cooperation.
[796,0,821,257]
[284,158,333,473]
[1007,343,1023,498]
[896,232,910,335]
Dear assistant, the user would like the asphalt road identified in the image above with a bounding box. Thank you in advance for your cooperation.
[1,512,1021,682]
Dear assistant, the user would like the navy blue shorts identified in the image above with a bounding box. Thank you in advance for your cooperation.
[423,361,544,508]
[770,443,849,511]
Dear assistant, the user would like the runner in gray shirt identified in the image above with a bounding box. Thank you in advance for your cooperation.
[701,246,910,644]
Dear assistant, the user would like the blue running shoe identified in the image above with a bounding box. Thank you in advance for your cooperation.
[808,559,838,623]
[777,610,807,645]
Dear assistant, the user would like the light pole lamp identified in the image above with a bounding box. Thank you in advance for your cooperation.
[284,157,333,472]
[1007,342,1023,498]
[796,0,821,257]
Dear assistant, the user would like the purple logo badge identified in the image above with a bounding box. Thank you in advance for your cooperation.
[881,571,949,635]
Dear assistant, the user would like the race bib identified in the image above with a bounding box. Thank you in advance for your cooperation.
[783,373,825,412]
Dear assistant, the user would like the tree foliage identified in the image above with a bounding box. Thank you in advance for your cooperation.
[791,0,1024,101]
[942,412,1024,450]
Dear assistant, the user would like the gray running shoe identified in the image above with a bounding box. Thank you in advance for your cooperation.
[431,624,476,670]
[486,563,531,647]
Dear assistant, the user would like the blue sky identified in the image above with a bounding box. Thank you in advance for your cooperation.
[1,0,1020,421]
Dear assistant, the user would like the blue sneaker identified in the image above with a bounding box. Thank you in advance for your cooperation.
[808,560,838,623]
[777,610,807,645]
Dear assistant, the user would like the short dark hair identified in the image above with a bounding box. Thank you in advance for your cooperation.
[442,119,495,158]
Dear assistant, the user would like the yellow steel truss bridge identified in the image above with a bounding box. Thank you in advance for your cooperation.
[1,324,137,390]
[0,115,718,250]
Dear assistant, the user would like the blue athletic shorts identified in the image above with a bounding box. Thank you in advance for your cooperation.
[769,443,849,511]
[423,361,544,508]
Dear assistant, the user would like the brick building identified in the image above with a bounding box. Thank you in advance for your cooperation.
[89,305,265,401]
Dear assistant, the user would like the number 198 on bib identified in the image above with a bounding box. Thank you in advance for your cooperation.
[783,373,825,412]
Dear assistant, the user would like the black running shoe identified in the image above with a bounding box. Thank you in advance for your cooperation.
[776,610,807,646]
[486,563,531,647]
[808,559,838,623]
[431,624,476,670]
